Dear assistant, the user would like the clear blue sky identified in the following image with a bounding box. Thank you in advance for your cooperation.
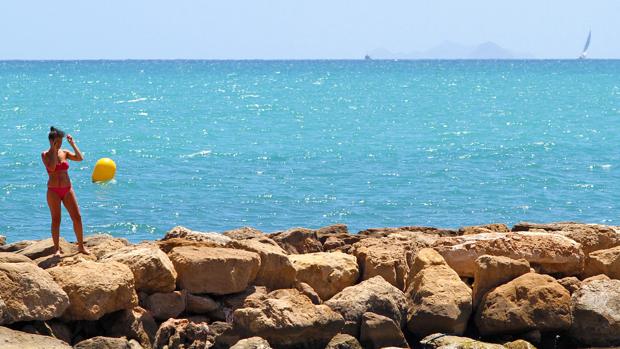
[0,0,618,59]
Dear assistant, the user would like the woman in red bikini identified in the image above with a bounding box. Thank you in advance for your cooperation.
[42,126,89,256]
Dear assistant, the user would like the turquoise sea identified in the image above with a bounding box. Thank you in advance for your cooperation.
[1,60,619,243]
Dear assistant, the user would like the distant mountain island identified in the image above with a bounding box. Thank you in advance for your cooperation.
[368,41,533,59]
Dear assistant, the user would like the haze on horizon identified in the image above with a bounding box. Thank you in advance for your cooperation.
[0,0,618,60]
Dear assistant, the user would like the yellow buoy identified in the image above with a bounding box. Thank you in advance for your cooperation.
[92,158,116,182]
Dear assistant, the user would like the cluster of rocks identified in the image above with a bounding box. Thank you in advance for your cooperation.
[0,221,619,348]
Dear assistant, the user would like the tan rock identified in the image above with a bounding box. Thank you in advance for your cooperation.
[325,333,362,349]
[350,234,436,290]
[144,291,186,321]
[34,252,97,269]
[0,235,5,245]
[227,237,296,289]
[406,249,472,337]
[186,293,218,314]
[83,234,130,259]
[569,278,620,346]
[405,246,448,290]
[74,336,133,349]
[0,326,71,349]
[163,226,231,245]
[0,252,32,263]
[102,306,157,349]
[223,227,265,240]
[234,289,344,348]
[153,318,210,349]
[0,262,69,325]
[513,222,620,254]
[101,246,177,293]
[472,255,530,308]
[360,312,408,349]
[289,251,359,300]
[433,232,585,277]
[48,261,138,320]
[582,245,620,279]
[325,276,407,336]
[230,337,272,349]
[0,240,35,252]
[476,273,572,336]
[16,238,76,259]
[210,286,268,322]
[459,224,510,235]
[169,246,260,295]
[156,237,220,254]
[269,227,323,254]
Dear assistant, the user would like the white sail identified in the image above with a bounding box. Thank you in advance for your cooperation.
[579,30,591,59]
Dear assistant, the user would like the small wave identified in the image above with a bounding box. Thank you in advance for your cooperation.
[181,150,212,158]
[114,97,147,104]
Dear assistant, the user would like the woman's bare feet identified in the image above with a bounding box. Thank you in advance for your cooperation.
[78,245,91,255]
[53,248,62,257]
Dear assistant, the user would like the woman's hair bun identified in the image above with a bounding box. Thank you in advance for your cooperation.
[50,126,56,132]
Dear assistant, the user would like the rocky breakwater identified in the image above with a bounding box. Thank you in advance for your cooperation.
[0,222,619,348]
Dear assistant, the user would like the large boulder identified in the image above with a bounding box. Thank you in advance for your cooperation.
[153,318,210,349]
[513,222,620,254]
[269,227,323,254]
[0,252,32,263]
[144,291,186,320]
[100,246,177,293]
[48,261,138,321]
[350,234,436,290]
[83,234,130,259]
[476,273,572,336]
[433,232,584,277]
[163,226,231,246]
[227,238,297,289]
[360,312,408,349]
[16,238,76,259]
[289,251,359,301]
[168,246,260,295]
[0,262,69,325]
[234,289,344,348]
[102,307,158,349]
[325,276,407,336]
[582,245,620,279]
[0,326,71,349]
[406,249,472,337]
[569,278,620,346]
[472,255,531,308]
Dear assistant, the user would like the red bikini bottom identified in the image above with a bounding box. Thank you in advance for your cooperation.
[48,186,71,199]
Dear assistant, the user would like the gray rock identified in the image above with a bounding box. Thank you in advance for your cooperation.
[0,326,71,348]
[570,278,620,346]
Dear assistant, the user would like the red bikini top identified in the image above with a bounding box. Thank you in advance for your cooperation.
[47,161,69,173]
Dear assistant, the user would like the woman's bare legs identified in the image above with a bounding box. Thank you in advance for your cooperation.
[46,190,62,256]
[62,189,90,254]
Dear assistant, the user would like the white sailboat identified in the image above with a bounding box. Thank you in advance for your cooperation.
[578,30,591,59]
